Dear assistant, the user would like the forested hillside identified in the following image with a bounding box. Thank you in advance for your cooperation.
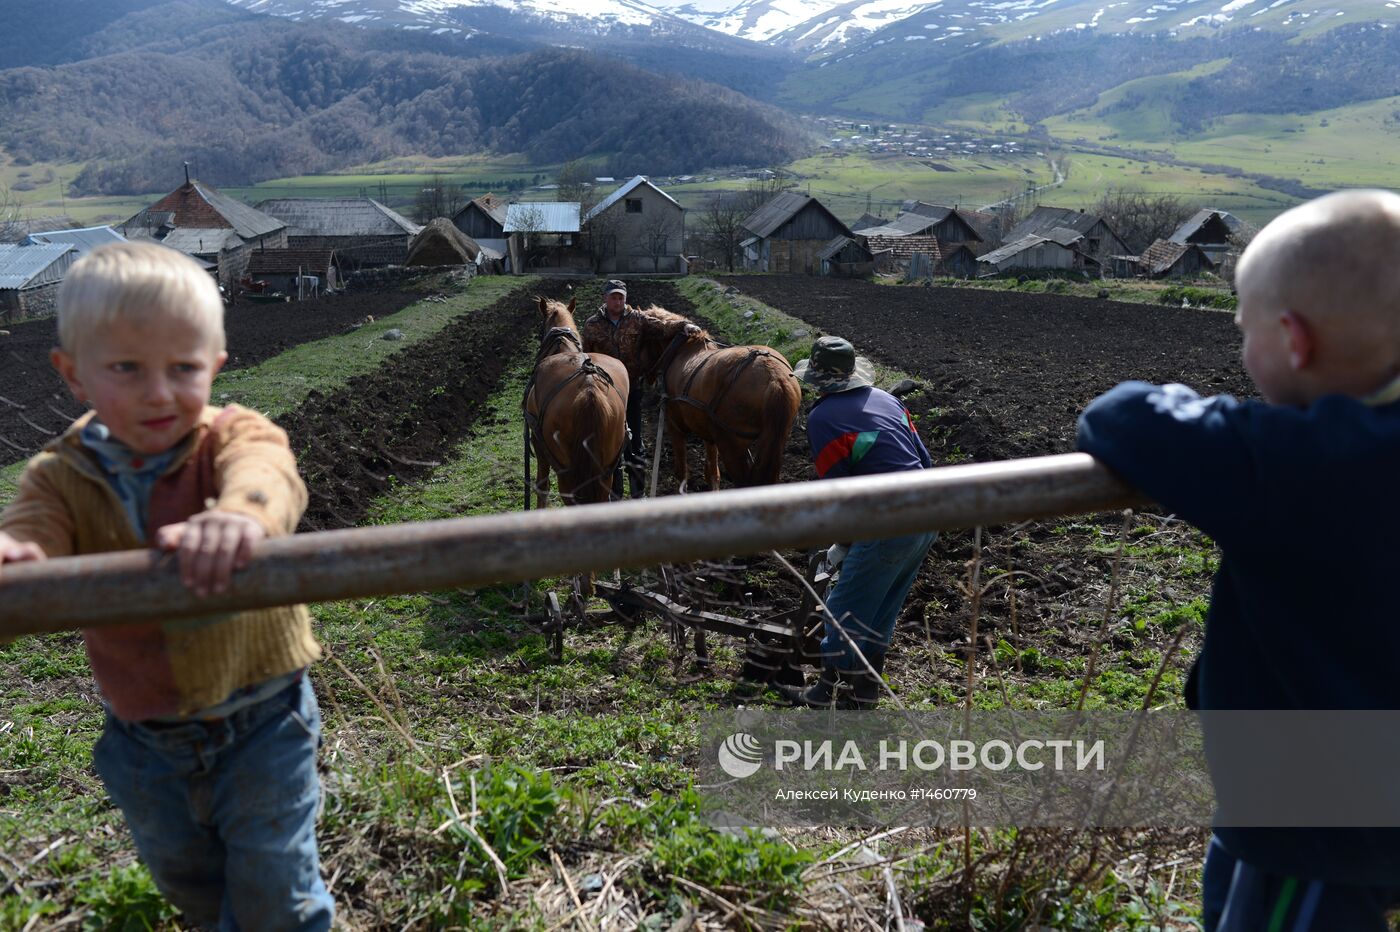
[0,1,807,193]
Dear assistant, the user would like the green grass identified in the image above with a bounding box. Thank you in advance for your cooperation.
[215,275,534,417]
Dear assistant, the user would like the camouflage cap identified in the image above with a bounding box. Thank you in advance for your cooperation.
[793,335,876,394]
[604,279,628,297]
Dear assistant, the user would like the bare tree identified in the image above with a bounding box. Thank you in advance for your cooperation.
[1092,187,1196,254]
[556,160,591,206]
[413,173,465,223]
[636,211,681,273]
[698,192,748,272]
[584,202,623,273]
[736,170,797,219]
[0,185,25,243]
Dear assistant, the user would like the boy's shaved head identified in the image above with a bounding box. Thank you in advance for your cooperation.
[1238,190,1400,352]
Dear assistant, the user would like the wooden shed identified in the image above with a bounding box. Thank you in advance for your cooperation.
[0,243,77,323]
[817,235,874,277]
[740,193,857,275]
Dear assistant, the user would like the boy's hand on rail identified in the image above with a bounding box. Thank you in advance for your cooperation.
[156,511,265,598]
[0,531,46,572]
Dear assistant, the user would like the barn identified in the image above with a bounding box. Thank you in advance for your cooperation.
[452,194,510,266]
[1139,239,1218,279]
[0,243,77,323]
[243,248,339,298]
[976,235,1099,275]
[1005,206,1127,270]
[123,177,287,288]
[255,198,420,269]
[816,235,874,277]
[504,203,586,274]
[740,193,857,275]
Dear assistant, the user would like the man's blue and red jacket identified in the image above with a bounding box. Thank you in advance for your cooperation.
[807,387,930,479]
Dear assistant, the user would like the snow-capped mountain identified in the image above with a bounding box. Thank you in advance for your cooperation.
[226,0,697,38]
[656,0,949,50]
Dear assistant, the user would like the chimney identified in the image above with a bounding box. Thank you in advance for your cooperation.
[183,162,191,187]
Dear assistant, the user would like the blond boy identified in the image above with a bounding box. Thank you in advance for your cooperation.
[0,243,332,930]
[1078,191,1400,930]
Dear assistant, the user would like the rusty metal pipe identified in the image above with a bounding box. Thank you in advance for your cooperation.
[0,453,1148,636]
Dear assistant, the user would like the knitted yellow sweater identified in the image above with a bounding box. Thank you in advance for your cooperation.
[1,405,321,720]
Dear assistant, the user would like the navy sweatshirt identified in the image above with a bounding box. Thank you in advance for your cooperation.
[807,386,931,479]
[1079,380,1400,885]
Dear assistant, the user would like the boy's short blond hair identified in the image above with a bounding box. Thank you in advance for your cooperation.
[57,241,225,355]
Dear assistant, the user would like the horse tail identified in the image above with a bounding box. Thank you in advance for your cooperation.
[566,374,621,505]
[743,367,799,487]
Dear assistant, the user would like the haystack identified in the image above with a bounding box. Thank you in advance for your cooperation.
[406,218,481,267]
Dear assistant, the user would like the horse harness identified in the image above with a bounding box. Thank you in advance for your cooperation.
[523,326,626,478]
[646,330,788,442]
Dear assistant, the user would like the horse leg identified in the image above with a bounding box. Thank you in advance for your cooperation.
[533,440,551,510]
[704,441,721,491]
[669,418,689,490]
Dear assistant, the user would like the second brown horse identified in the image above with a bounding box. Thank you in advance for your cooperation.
[635,308,801,490]
[524,297,630,506]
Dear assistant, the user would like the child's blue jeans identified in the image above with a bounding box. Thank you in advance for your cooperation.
[93,675,335,931]
[821,530,937,669]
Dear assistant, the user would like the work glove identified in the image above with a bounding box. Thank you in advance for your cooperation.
[826,542,849,569]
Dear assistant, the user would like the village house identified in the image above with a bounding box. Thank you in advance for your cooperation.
[452,194,510,267]
[740,193,857,275]
[1168,208,1243,265]
[1004,206,1128,269]
[816,235,874,278]
[879,202,984,242]
[976,233,1100,276]
[584,176,687,274]
[122,176,287,288]
[1138,239,1218,279]
[0,243,77,323]
[255,197,420,269]
[243,247,339,298]
[504,202,586,274]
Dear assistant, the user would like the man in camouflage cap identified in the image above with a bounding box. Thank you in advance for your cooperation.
[784,336,937,709]
[581,280,647,498]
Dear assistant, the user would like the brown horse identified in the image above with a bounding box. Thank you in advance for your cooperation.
[634,307,800,491]
[524,296,630,508]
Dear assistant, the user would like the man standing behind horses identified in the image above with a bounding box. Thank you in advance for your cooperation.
[784,336,937,709]
[582,280,647,498]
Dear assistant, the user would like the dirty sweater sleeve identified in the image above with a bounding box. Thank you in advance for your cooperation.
[0,455,77,559]
[210,406,308,536]
[1076,381,1258,544]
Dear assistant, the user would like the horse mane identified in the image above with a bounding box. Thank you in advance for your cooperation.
[638,305,709,344]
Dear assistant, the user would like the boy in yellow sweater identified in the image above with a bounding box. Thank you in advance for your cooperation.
[0,242,332,930]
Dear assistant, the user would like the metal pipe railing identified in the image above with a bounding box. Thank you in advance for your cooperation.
[0,453,1148,636]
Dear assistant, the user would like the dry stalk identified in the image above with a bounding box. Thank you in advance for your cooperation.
[440,767,509,899]
[324,649,424,760]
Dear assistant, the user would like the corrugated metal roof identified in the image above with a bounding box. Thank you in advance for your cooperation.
[860,212,943,238]
[977,235,1054,265]
[900,201,954,223]
[504,202,580,233]
[1043,226,1085,247]
[585,176,681,222]
[475,238,507,260]
[24,225,126,256]
[1006,206,1102,242]
[254,198,421,237]
[158,228,243,256]
[0,243,76,289]
[741,191,812,239]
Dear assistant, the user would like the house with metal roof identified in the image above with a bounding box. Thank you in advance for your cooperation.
[976,235,1100,276]
[740,192,856,274]
[0,243,77,323]
[503,203,586,274]
[254,197,420,269]
[1,215,78,244]
[122,176,288,287]
[23,225,126,257]
[583,176,686,274]
[1005,206,1127,269]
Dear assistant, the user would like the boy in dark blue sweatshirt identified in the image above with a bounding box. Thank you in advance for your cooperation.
[1078,190,1400,930]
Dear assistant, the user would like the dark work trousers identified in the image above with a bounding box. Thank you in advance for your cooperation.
[613,387,647,499]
